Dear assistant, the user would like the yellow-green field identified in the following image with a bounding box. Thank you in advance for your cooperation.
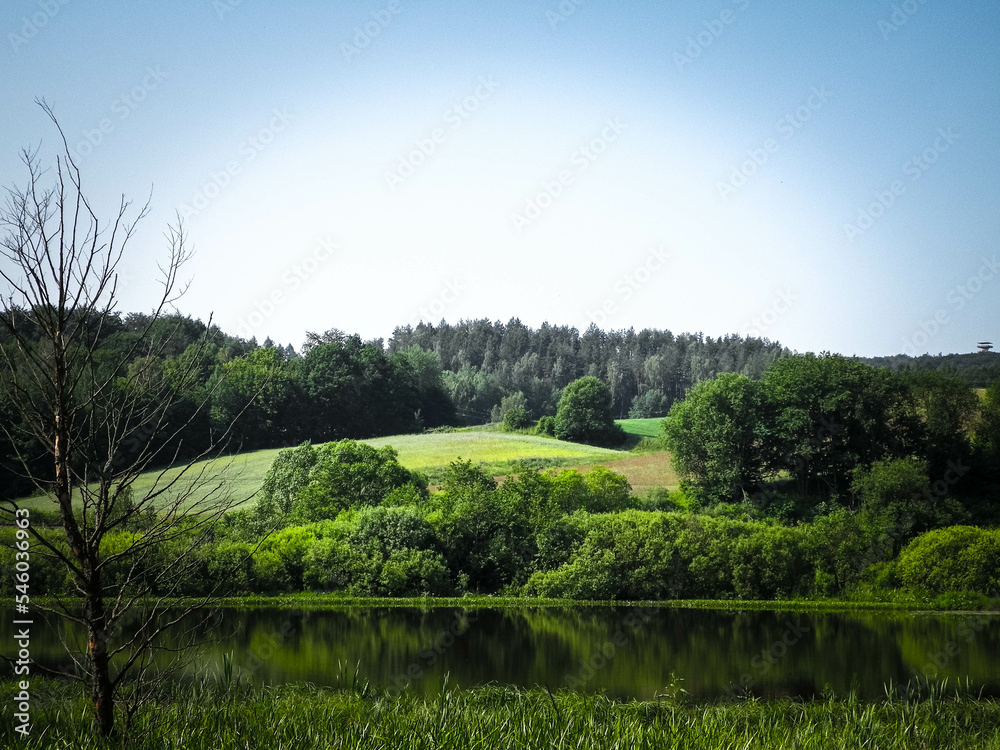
[9,432,633,513]
[366,431,626,469]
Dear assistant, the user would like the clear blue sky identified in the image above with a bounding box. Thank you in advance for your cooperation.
[2,0,998,356]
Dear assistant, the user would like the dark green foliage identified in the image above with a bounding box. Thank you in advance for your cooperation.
[662,373,776,505]
[628,388,672,418]
[535,415,556,436]
[764,354,922,499]
[851,457,965,557]
[502,407,532,431]
[897,526,1000,594]
[554,376,626,446]
[251,440,426,530]
[430,461,535,592]
[901,370,979,477]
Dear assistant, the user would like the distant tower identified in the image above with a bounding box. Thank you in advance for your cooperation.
[978,341,994,353]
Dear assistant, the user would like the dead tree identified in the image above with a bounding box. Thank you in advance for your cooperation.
[0,101,254,740]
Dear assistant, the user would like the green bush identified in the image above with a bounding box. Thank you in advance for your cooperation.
[535,416,556,436]
[554,377,625,446]
[896,526,1000,594]
[502,407,532,431]
[378,548,453,596]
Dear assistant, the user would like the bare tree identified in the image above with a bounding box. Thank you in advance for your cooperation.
[0,102,251,740]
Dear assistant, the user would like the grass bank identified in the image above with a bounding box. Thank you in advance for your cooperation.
[16,590,989,613]
[5,679,999,749]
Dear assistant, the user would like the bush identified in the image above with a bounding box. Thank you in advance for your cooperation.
[253,440,427,529]
[379,548,453,596]
[535,416,556,436]
[502,407,532,431]
[897,526,1000,594]
[554,376,625,446]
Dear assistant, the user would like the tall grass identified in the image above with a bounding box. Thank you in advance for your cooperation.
[5,678,999,749]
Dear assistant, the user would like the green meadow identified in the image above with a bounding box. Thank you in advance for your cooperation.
[10,430,634,513]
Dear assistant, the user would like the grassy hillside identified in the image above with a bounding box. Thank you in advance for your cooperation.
[10,431,633,513]
[615,418,664,439]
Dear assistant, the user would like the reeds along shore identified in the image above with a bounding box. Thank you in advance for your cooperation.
[4,678,999,749]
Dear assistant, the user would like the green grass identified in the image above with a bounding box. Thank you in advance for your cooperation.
[5,678,999,749]
[366,431,626,469]
[8,432,630,513]
[615,417,665,439]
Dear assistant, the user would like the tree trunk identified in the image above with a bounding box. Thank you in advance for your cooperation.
[87,578,116,738]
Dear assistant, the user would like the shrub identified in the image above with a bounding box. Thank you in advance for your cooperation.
[554,376,625,446]
[502,407,532,431]
[535,416,556,436]
[897,526,1000,594]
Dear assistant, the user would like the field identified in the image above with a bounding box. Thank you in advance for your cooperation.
[615,417,665,439]
[10,431,637,512]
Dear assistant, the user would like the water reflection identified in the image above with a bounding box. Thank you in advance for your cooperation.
[6,606,998,701]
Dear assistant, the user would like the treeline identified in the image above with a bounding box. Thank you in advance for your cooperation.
[389,320,789,423]
[0,311,789,500]
[858,351,1000,388]
[0,312,455,500]
[663,354,1000,530]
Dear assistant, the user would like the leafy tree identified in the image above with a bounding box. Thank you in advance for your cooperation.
[392,345,457,428]
[210,346,295,450]
[535,415,556,436]
[901,370,979,476]
[554,376,625,445]
[430,460,535,592]
[662,373,777,505]
[251,440,425,530]
[763,354,922,499]
[628,388,671,418]
[974,376,1000,459]
[851,457,964,557]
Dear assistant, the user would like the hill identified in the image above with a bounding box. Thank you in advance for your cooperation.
[10,431,632,514]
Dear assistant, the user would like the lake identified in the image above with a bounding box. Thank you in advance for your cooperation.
[10,606,1000,701]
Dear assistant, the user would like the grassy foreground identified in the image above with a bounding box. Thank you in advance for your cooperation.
[5,679,999,749]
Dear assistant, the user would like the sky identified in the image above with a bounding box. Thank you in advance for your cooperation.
[1,0,998,357]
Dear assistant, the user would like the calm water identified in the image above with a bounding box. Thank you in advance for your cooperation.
[9,606,1000,701]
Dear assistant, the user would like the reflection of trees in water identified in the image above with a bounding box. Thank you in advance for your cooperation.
[6,607,997,701]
